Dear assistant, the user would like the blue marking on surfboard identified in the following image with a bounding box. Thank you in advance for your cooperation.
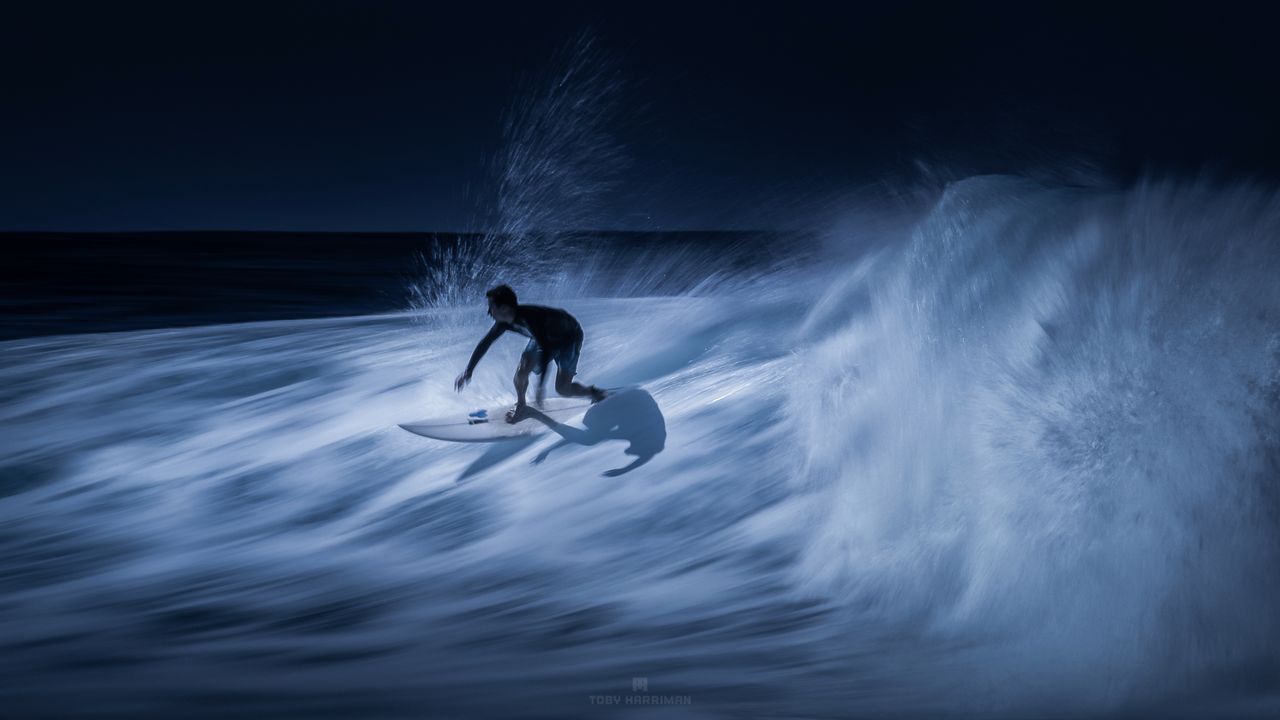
[468,409,489,425]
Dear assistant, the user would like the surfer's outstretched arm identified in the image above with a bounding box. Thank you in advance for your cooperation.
[455,323,505,391]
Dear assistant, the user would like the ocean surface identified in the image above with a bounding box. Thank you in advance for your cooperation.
[2,176,1278,718]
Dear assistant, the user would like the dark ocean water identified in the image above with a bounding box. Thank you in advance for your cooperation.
[1,231,784,341]
[2,232,430,340]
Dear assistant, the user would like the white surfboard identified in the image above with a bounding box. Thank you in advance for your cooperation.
[399,397,597,442]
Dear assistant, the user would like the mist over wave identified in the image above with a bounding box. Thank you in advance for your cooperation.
[793,175,1280,713]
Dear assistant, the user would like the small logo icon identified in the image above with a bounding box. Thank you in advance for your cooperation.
[632,677,648,692]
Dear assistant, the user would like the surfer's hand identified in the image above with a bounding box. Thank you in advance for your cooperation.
[454,371,471,392]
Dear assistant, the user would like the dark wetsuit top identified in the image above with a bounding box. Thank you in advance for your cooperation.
[465,304,583,376]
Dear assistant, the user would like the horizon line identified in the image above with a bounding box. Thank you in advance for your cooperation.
[0,227,805,236]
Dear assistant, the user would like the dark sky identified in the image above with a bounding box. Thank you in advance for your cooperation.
[3,1,1278,231]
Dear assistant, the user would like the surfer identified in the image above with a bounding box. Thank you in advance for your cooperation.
[455,285,608,423]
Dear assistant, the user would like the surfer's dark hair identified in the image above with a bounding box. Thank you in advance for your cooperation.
[486,284,518,307]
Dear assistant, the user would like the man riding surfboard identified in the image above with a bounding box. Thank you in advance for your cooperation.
[454,285,607,423]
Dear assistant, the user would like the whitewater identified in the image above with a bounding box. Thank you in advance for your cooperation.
[1,176,1278,718]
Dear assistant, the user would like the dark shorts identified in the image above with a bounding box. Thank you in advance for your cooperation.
[523,332,582,376]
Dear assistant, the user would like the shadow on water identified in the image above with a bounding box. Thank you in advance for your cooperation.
[456,436,541,482]
[525,387,666,476]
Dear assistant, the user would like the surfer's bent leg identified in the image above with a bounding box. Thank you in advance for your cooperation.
[554,370,596,398]
[551,332,605,401]
[514,349,536,409]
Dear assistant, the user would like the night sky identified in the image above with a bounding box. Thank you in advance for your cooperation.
[3,1,1278,231]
